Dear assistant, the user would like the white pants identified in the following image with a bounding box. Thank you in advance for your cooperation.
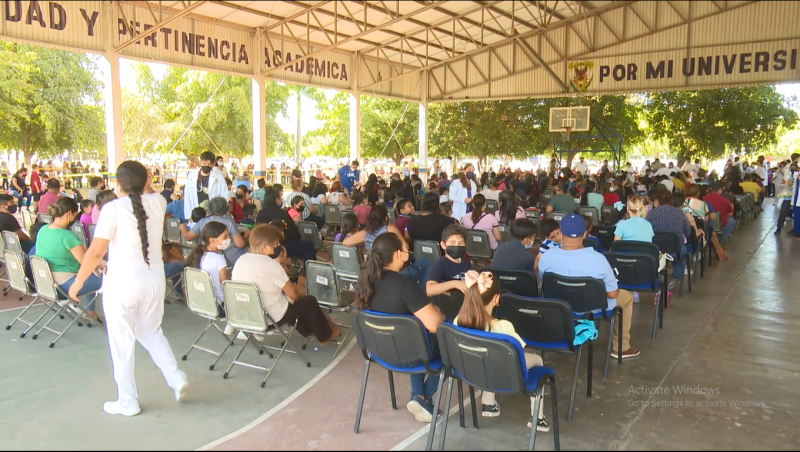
[481,351,545,419]
[103,282,185,404]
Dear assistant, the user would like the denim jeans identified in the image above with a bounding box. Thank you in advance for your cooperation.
[9,188,31,209]
[408,340,441,403]
[671,245,687,279]
[164,261,185,295]
[402,257,430,290]
[721,218,736,242]
[58,272,103,311]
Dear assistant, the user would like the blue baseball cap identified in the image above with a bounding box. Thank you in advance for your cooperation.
[560,214,586,238]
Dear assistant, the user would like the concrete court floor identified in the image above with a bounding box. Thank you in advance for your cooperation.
[0,206,798,451]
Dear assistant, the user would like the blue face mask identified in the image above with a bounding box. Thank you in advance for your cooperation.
[524,240,534,250]
[466,171,475,180]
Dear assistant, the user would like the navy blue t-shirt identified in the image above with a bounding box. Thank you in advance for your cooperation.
[426,256,471,284]
[491,240,535,272]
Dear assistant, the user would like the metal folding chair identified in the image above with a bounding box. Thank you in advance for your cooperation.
[87,224,97,243]
[0,236,9,295]
[579,207,600,226]
[546,211,568,223]
[485,199,499,214]
[28,256,101,348]
[221,281,310,387]
[3,231,22,254]
[180,268,236,370]
[36,214,53,224]
[165,217,182,243]
[298,221,325,257]
[304,260,352,357]
[70,222,88,248]
[413,240,441,266]
[4,251,49,337]
[465,229,493,269]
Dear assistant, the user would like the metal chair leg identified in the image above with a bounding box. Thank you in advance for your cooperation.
[457,380,465,429]
[469,386,478,429]
[550,377,560,451]
[587,340,593,398]
[438,377,455,452]
[687,254,693,292]
[209,327,238,371]
[616,309,623,365]
[652,289,660,340]
[353,360,371,434]
[181,319,215,361]
[425,369,446,451]
[603,315,615,379]
[529,388,541,452]
[567,344,582,422]
[388,371,397,410]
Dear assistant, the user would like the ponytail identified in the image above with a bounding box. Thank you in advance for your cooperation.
[456,279,500,331]
[470,194,486,224]
[365,204,388,234]
[354,233,403,310]
[116,161,151,267]
[185,221,228,269]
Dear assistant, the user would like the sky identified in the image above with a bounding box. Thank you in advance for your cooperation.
[116,59,800,143]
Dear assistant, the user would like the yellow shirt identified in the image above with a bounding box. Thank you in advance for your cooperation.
[672,178,685,192]
[453,317,526,349]
[739,181,762,200]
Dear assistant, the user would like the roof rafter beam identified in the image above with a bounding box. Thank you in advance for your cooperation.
[413,0,508,39]
[263,1,448,75]
[527,0,566,22]
[515,37,568,92]
[473,0,541,32]
[115,0,208,52]
[209,0,442,64]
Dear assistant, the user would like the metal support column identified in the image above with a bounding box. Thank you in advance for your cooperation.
[350,54,361,162]
[103,2,124,177]
[252,29,267,178]
[418,70,429,184]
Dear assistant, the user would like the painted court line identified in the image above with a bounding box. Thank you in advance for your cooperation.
[390,391,476,451]
[196,338,357,451]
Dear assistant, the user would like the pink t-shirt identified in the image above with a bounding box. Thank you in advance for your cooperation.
[79,214,92,237]
[91,205,101,224]
[353,205,371,225]
[461,212,500,250]
[37,192,60,214]
[494,207,526,224]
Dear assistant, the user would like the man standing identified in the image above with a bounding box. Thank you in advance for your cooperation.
[337,160,360,195]
[184,151,228,220]
[573,156,589,176]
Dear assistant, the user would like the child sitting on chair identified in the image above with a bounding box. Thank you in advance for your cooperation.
[453,270,550,432]
[240,204,257,229]
[583,215,601,250]
[185,221,232,334]
[187,207,206,231]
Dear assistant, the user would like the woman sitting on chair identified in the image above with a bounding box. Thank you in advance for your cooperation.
[354,233,444,424]
[35,197,104,321]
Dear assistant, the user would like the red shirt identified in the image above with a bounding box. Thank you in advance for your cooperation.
[30,172,41,193]
[603,193,620,205]
[38,191,60,214]
[230,198,245,223]
[703,193,733,227]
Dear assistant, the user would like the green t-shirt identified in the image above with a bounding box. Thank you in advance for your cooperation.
[549,194,577,214]
[35,226,84,273]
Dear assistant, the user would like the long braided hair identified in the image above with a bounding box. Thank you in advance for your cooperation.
[116,161,151,267]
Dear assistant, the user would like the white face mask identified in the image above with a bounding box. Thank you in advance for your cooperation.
[217,239,231,250]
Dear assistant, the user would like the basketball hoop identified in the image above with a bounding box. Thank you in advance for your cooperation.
[560,127,572,142]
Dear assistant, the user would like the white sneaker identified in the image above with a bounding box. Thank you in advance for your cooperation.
[174,379,189,402]
[103,400,141,417]
[223,324,236,336]
[406,399,433,423]
[684,268,694,276]
[236,331,248,341]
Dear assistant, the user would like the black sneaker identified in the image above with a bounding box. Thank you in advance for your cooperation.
[527,416,551,432]
[482,401,500,417]
[775,229,781,236]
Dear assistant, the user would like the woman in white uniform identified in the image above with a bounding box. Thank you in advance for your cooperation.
[69,161,188,417]
[448,164,478,220]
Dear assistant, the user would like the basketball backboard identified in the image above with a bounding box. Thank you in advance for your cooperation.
[549,106,591,132]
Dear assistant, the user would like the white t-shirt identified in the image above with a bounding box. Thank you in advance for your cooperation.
[95,193,166,286]
[655,167,676,177]
[661,179,675,192]
[573,161,589,176]
[231,253,289,322]
[200,251,227,302]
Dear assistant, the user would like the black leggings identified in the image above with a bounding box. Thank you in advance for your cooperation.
[278,295,333,342]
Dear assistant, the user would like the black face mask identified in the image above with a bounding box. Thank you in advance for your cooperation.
[296,206,304,212]
[445,245,467,259]
[6,205,17,214]
[201,165,212,174]
[235,194,244,200]
[268,246,283,260]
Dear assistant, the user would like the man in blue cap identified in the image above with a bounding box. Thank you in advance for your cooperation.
[538,214,639,360]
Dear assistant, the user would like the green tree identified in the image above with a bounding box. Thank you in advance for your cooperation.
[645,87,798,164]
[303,91,350,158]
[361,96,418,166]
[287,84,322,164]
[0,42,104,163]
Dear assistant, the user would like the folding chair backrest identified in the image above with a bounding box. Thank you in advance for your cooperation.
[324,204,341,226]
[87,224,97,242]
[495,294,574,351]
[165,217,181,243]
[483,267,539,298]
[413,240,441,265]
[579,207,600,226]
[351,310,433,368]
[437,323,527,393]
[652,231,681,255]
[331,243,361,279]
[605,252,658,289]
[540,193,553,208]
[237,224,248,236]
[547,211,568,223]
[184,267,221,319]
[591,225,616,251]
[3,231,22,253]
[601,204,619,225]
[610,240,660,262]
[465,229,493,260]
[435,289,464,321]
[29,255,62,302]
[0,234,5,256]
[339,209,354,227]
[70,222,88,247]
[387,208,397,225]
[298,221,322,251]
[745,192,755,206]
[305,260,345,309]
[222,281,268,334]
[179,239,194,258]
[497,223,513,243]
[485,199,499,214]
[711,215,722,233]
[526,215,542,237]
[5,251,29,295]
[541,273,609,314]
[37,214,53,224]
[524,209,540,221]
